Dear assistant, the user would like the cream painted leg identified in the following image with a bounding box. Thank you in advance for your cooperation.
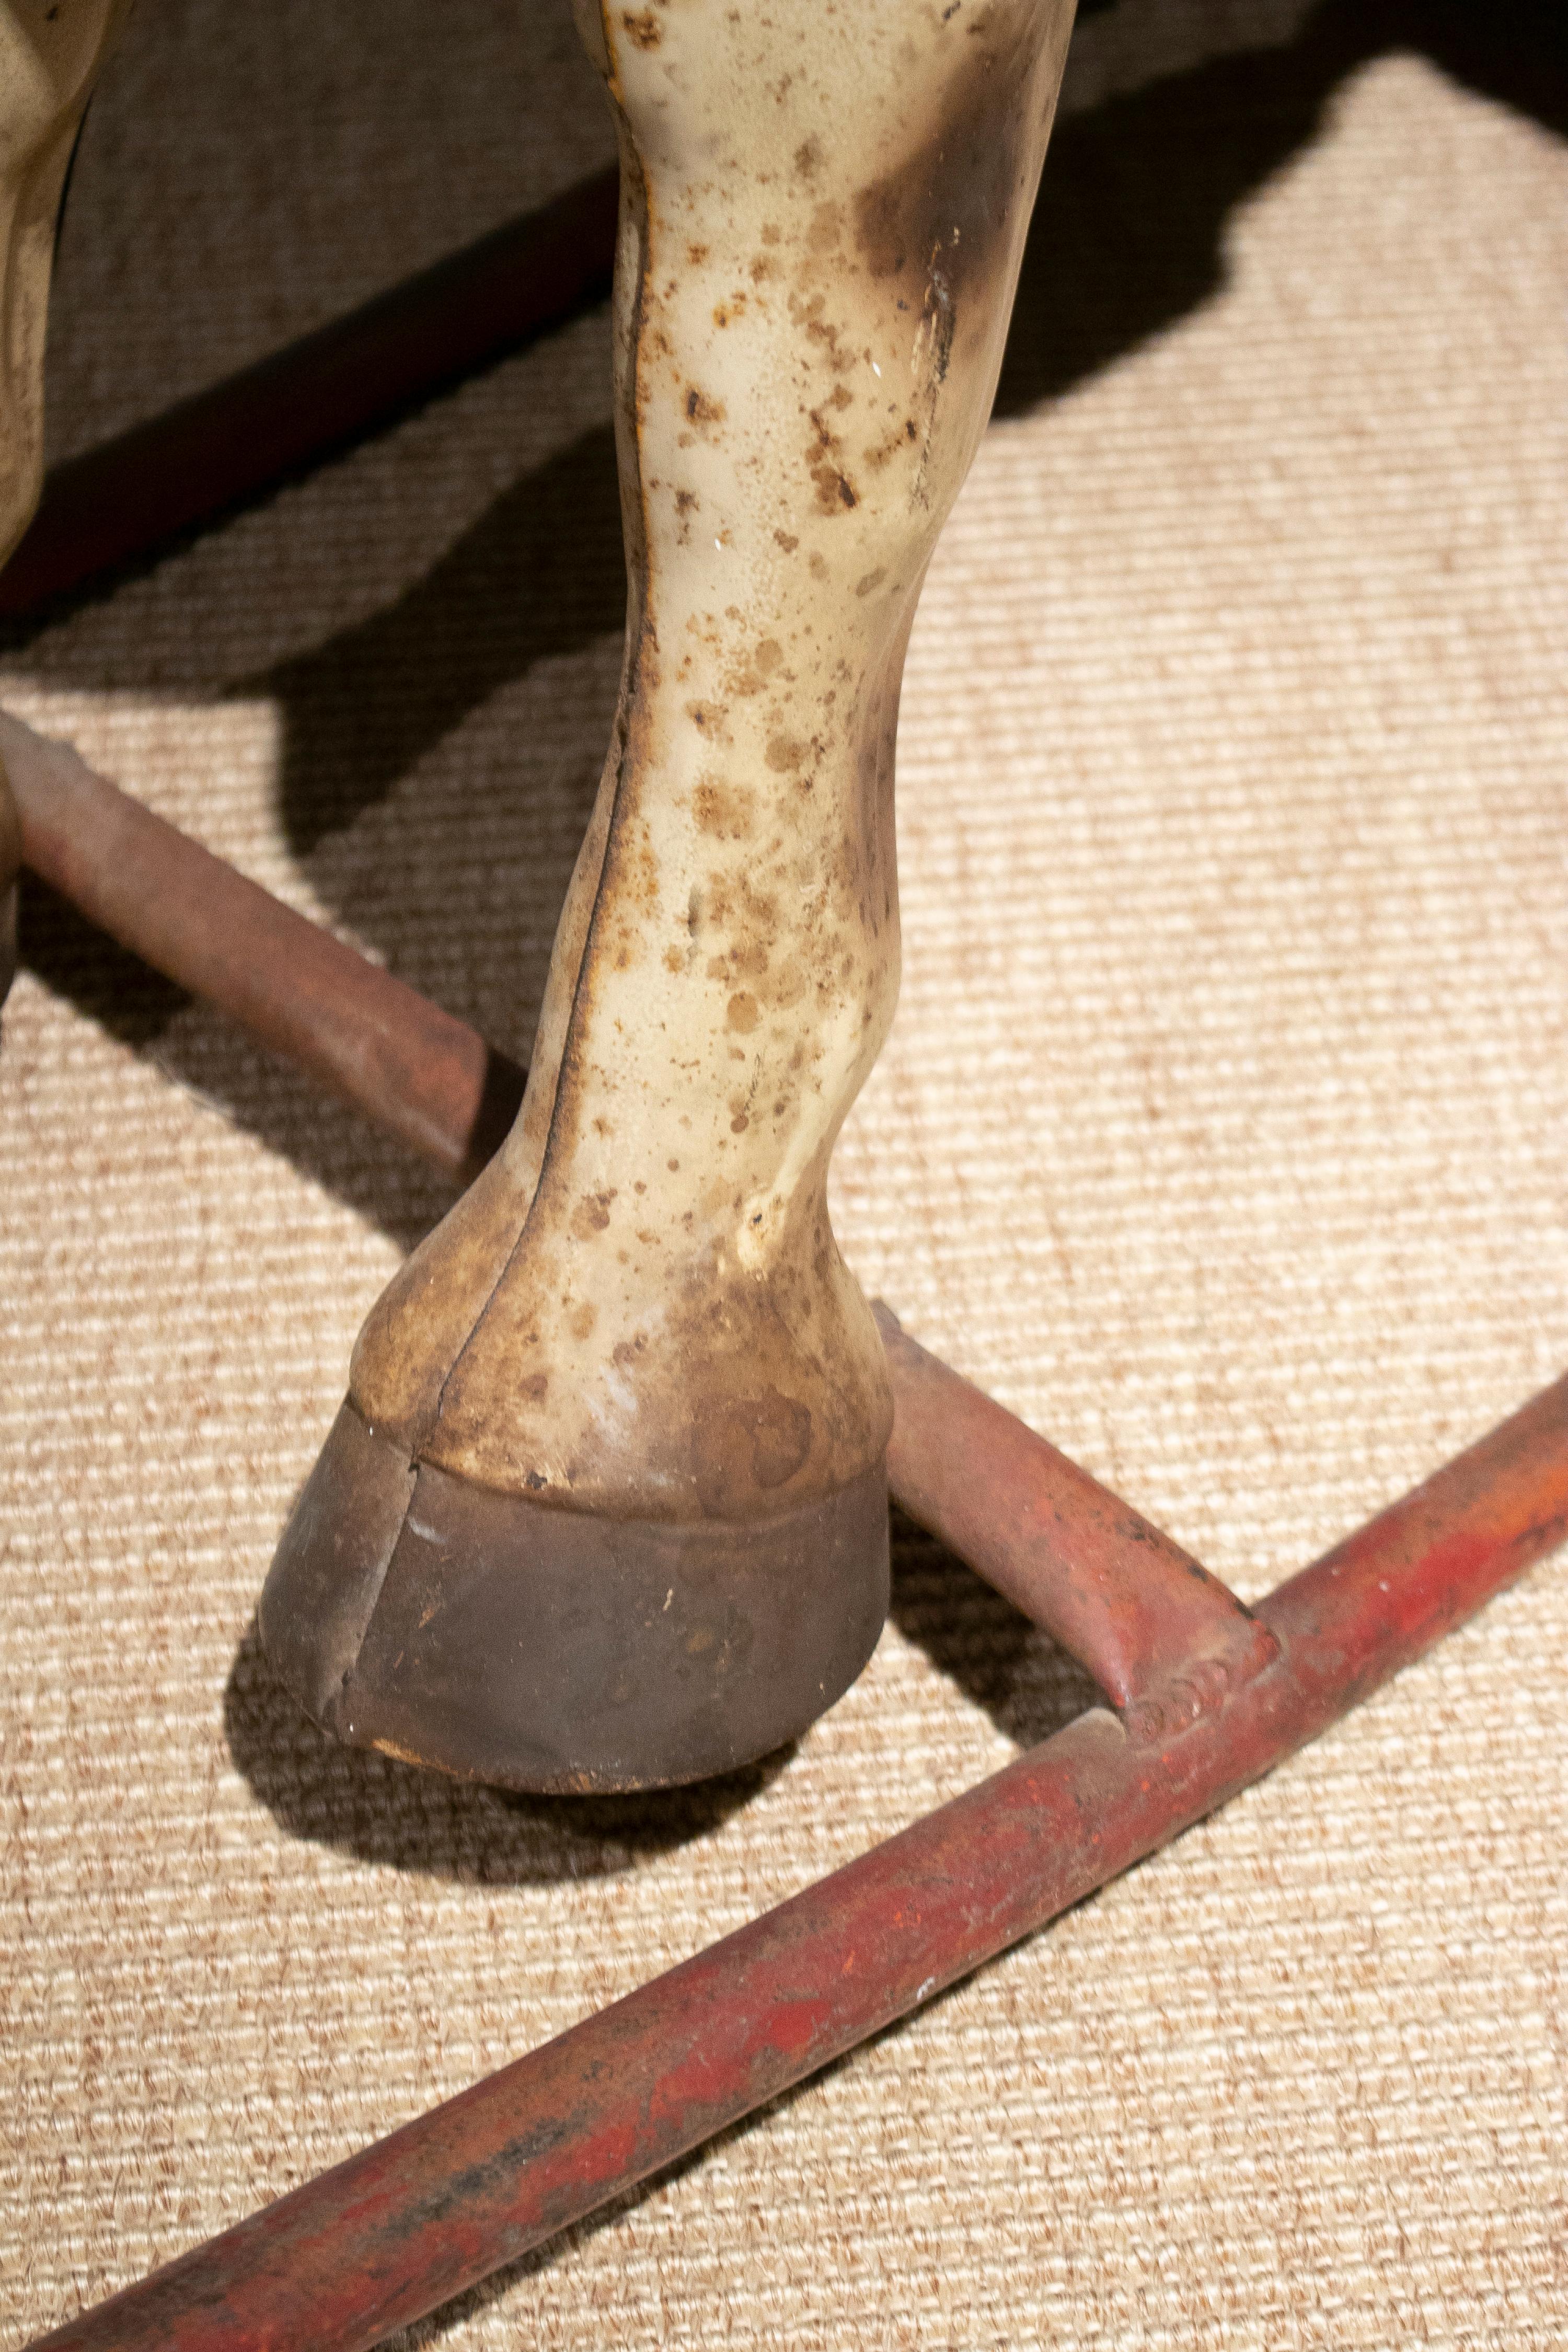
[0,0,128,1001]
[262,0,1077,1790]
[0,0,128,569]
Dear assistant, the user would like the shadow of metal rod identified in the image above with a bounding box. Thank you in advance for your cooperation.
[0,165,619,619]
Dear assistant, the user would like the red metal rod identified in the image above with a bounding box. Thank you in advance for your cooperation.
[0,710,524,1181]
[0,165,618,618]
[875,1300,1278,1706]
[29,1371,1568,2352]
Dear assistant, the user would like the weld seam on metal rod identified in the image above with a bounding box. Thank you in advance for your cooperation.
[874,1299,1278,1705]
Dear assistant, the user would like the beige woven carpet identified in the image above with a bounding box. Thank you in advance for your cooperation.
[4,2,1566,2343]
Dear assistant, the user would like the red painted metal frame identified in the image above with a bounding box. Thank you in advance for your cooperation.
[0,712,525,1181]
[7,709,1567,2352]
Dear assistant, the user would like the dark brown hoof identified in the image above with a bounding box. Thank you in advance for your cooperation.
[259,1399,889,1792]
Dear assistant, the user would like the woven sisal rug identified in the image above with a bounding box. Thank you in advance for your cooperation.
[3,3,1565,2343]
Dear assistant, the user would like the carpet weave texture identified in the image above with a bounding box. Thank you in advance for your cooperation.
[2,3,1565,2345]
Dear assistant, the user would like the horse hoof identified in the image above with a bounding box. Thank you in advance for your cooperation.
[259,1399,888,1792]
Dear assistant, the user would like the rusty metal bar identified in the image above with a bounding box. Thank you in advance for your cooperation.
[0,165,618,619]
[28,1371,1568,2352]
[0,711,524,1181]
[874,1300,1278,1706]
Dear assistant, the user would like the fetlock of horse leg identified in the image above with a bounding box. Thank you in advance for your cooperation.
[0,2,129,1005]
[262,0,1077,1791]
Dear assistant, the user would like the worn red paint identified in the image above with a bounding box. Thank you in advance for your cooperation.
[2,712,525,1183]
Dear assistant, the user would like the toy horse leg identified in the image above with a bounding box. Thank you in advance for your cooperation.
[0,0,128,567]
[262,0,1077,1790]
[0,1,128,1002]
